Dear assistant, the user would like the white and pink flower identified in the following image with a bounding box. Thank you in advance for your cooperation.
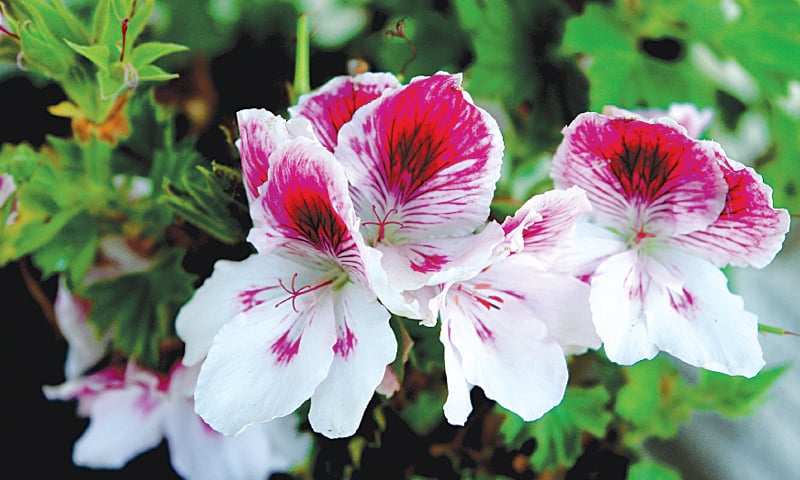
[176,125,396,438]
[437,187,600,425]
[43,361,310,479]
[551,110,790,377]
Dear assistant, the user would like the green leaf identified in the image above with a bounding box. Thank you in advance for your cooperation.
[561,1,714,111]
[64,39,111,69]
[614,355,692,446]
[499,385,612,471]
[84,249,196,368]
[529,385,612,470]
[162,164,248,245]
[759,108,800,212]
[31,211,99,288]
[129,41,189,66]
[628,459,682,480]
[403,318,444,374]
[689,365,788,417]
[135,64,180,82]
[398,388,446,436]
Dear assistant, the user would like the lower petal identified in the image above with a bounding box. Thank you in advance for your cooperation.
[441,275,569,422]
[307,284,396,438]
[590,251,659,365]
[164,397,310,480]
[645,253,764,377]
[72,388,166,469]
[193,294,337,436]
[175,255,299,366]
[441,333,474,426]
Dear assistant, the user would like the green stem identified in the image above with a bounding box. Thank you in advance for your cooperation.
[292,14,310,103]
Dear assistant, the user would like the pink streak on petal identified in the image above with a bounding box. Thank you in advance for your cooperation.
[289,72,400,151]
[270,330,302,365]
[238,285,279,312]
[668,288,695,314]
[670,153,790,268]
[332,323,358,359]
[375,74,496,203]
[552,112,727,237]
[409,249,449,273]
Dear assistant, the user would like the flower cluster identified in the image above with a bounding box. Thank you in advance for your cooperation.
[175,70,788,442]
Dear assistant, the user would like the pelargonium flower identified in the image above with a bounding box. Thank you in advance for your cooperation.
[43,361,310,479]
[296,71,505,323]
[551,110,790,377]
[176,129,396,438]
[438,187,600,425]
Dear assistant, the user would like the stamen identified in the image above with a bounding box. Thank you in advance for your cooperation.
[275,273,333,313]
[362,204,403,243]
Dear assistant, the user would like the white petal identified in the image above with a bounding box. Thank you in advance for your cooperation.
[501,186,592,269]
[307,284,395,438]
[175,255,297,366]
[645,252,765,377]
[440,264,569,422]
[668,156,790,269]
[163,396,310,480]
[556,221,627,279]
[370,222,504,322]
[590,251,659,365]
[247,137,367,281]
[193,291,337,436]
[441,332,474,426]
[499,260,600,354]
[72,387,167,469]
[54,279,109,378]
[551,112,727,238]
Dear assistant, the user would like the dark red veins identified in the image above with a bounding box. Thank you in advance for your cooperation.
[281,188,353,258]
[598,119,692,203]
[376,77,493,204]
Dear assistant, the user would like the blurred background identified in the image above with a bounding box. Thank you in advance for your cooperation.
[4,0,798,478]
